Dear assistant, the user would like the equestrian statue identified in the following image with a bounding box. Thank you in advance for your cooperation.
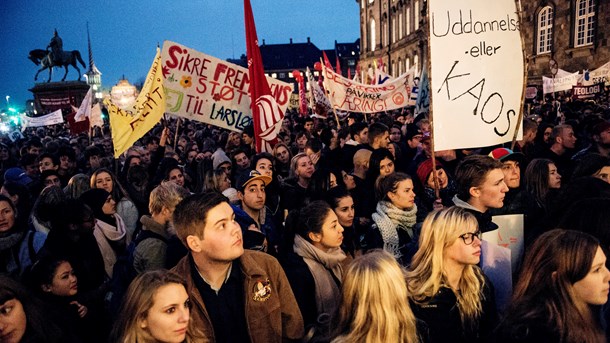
[28,29,86,83]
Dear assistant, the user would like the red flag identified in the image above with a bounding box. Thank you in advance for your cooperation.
[322,51,334,72]
[244,0,284,153]
[335,56,342,76]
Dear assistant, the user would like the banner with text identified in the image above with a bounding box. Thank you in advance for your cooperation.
[21,109,64,128]
[582,61,610,86]
[161,41,293,132]
[542,71,580,94]
[321,65,416,113]
[572,82,604,100]
[428,0,524,151]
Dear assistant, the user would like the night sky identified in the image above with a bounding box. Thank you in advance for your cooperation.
[0,0,359,110]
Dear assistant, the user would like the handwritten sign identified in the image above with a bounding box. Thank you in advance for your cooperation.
[542,71,580,94]
[428,1,524,151]
[161,41,293,132]
[322,65,416,113]
[21,109,64,128]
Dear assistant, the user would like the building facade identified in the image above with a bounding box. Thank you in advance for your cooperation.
[358,0,610,86]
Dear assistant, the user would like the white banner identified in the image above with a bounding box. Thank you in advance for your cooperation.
[21,109,64,128]
[74,87,92,122]
[428,1,524,151]
[322,65,416,113]
[161,41,293,132]
[542,71,580,94]
[583,61,610,86]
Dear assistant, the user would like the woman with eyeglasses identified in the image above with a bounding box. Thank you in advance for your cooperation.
[406,207,497,343]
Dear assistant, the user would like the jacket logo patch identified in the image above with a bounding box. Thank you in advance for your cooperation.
[253,278,272,302]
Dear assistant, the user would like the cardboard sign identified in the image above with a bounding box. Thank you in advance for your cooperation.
[428,1,524,151]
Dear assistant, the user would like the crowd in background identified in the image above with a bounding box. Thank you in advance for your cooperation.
[1,91,610,342]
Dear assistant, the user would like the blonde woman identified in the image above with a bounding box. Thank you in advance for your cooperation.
[110,270,199,343]
[332,250,421,343]
[406,207,497,343]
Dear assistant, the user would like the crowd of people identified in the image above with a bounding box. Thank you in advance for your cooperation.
[1,94,610,342]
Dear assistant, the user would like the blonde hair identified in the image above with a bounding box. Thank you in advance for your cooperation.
[332,250,420,343]
[110,270,198,343]
[406,207,485,328]
[148,181,190,215]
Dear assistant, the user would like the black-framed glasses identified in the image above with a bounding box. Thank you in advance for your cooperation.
[459,231,482,245]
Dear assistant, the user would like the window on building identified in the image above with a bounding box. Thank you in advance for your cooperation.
[537,6,553,54]
[369,0,374,4]
[575,0,595,47]
[399,12,404,39]
[371,19,376,51]
[414,54,419,72]
[361,0,365,9]
[407,7,411,35]
[286,72,292,78]
[392,17,397,43]
[383,21,388,47]
[398,58,403,75]
[415,0,420,30]
[406,57,410,71]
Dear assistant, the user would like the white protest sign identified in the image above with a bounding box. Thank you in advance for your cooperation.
[21,109,64,128]
[542,71,580,94]
[322,65,416,113]
[428,1,524,151]
[161,41,293,132]
[582,61,610,86]
[484,214,524,273]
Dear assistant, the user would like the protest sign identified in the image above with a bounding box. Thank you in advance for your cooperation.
[21,109,64,128]
[572,82,604,100]
[582,61,610,86]
[428,0,524,151]
[486,214,524,273]
[321,65,416,113]
[542,71,580,94]
[161,41,293,133]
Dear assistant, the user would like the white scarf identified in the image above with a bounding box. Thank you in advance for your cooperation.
[92,214,126,278]
[371,201,417,259]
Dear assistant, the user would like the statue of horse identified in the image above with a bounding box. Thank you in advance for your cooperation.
[28,48,86,82]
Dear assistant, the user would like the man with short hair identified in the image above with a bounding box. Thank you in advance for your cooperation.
[366,122,390,150]
[171,192,304,342]
[341,122,369,171]
[133,181,190,273]
[573,120,610,160]
[40,169,62,188]
[37,153,59,173]
[538,124,577,179]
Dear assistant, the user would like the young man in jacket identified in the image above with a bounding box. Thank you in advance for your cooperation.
[171,192,303,342]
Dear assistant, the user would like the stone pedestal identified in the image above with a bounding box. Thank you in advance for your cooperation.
[29,81,90,115]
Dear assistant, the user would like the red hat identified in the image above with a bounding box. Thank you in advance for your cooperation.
[488,148,524,164]
[417,158,442,186]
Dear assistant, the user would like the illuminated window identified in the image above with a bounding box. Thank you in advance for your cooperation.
[371,19,376,51]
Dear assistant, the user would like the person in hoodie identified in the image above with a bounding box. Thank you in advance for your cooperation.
[79,188,127,279]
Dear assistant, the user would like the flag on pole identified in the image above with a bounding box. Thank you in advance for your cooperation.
[335,56,342,76]
[244,0,284,153]
[322,51,334,72]
[90,103,104,128]
[74,87,92,122]
[104,47,166,158]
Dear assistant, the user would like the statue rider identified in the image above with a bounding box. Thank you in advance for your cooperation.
[47,29,63,65]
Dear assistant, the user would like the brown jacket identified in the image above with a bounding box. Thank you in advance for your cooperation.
[172,250,304,342]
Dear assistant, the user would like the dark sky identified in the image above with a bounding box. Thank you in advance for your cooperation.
[1,0,359,110]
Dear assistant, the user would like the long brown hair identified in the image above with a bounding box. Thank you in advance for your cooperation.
[502,229,605,342]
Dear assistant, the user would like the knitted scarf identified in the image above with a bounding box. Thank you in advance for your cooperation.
[371,200,417,259]
[92,214,126,278]
[293,235,345,321]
